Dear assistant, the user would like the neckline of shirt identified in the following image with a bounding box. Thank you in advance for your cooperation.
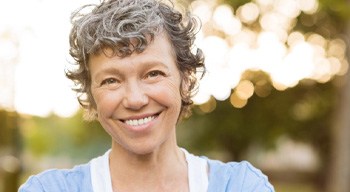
[90,148,208,192]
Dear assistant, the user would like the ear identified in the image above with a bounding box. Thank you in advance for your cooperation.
[181,78,190,93]
[84,109,98,121]
[180,71,194,100]
[85,92,98,121]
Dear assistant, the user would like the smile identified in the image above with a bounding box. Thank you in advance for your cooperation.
[124,115,156,126]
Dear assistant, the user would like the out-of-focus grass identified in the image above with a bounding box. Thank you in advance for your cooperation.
[274,182,317,192]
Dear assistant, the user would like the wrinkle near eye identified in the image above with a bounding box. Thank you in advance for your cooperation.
[146,70,166,78]
[101,78,117,86]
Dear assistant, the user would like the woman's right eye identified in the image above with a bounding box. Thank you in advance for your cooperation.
[100,78,117,86]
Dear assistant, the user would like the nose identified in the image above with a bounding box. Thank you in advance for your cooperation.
[122,80,148,110]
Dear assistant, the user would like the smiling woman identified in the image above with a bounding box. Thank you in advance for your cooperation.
[89,33,182,156]
[18,0,275,191]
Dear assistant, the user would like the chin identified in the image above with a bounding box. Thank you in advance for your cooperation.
[119,141,162,156]
[128,147,160,157]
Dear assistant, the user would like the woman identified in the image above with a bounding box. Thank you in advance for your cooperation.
[20,0,275,191]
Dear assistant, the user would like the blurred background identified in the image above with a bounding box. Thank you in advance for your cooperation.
[0,0,349,191]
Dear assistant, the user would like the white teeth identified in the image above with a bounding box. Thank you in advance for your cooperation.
[125,116,155,126]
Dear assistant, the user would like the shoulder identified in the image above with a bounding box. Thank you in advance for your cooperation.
[206,159,275,192]
[19,163,92,192]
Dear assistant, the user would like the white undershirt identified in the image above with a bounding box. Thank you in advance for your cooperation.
[90,148,208,192]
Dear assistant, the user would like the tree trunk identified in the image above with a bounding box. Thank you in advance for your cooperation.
[326,22,350,192]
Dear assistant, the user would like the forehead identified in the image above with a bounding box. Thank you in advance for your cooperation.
[134,32,175,59]
[88,32,177,71]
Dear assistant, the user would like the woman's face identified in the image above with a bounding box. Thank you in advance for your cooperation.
[89,33,182,155]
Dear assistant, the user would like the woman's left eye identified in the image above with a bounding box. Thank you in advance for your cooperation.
[146,70,165,78]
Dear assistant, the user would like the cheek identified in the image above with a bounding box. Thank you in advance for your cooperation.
[93,90,122,117]
[149,80,182,110]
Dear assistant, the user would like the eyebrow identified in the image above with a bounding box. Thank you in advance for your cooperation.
[92,60,170,80]
[140,60,170,70]
[96,66,120,75]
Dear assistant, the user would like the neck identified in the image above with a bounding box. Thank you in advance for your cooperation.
[108,133,188,191]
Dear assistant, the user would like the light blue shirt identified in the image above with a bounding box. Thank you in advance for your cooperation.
[19,158,275,192]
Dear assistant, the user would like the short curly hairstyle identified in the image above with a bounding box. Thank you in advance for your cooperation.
[66,0,205,121]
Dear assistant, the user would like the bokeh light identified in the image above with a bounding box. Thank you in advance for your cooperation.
[0,0,348,117]
[235,80,255,100]
[191,0,348,108]
[0,0,98,117]
[237,2,260,24]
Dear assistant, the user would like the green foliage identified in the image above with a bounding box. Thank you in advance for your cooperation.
[0,110,21,192]
[319,0,350,20]
[219,0,250,8]
[178,71,337,161]
[177,1,348,169]
[0,110,17,146]
[20,110,110,160]
[17,0,349,179]
[222,0,350,21]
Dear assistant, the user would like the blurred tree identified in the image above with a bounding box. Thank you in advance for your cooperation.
[17,0,349,191]
[0,110,21,192]
[327,19,350,192]
[179,73,336,161]
[178,0,350,191]
[21,110,110,162]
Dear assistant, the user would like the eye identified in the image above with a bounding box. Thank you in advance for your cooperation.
[146,70,166,79]
[100,78,118,86]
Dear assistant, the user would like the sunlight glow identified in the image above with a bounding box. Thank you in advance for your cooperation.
[235,80,255,100]
[274,0,301,19]
[198,97,217,113]
[237,2,260,24]
[0,0,348,116]
[213,5,241,35]
[0,0,98,117]
[191,0,213,24]
[191,0,348,106]
[299,0,319,14]
[0,35,17,109]
[287,31,305,46]
[230,92,248,108]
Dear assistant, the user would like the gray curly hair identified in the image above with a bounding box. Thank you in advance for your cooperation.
[66,0,205,121]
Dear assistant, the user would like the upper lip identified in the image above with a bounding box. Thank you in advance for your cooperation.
[119,112,161,122]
